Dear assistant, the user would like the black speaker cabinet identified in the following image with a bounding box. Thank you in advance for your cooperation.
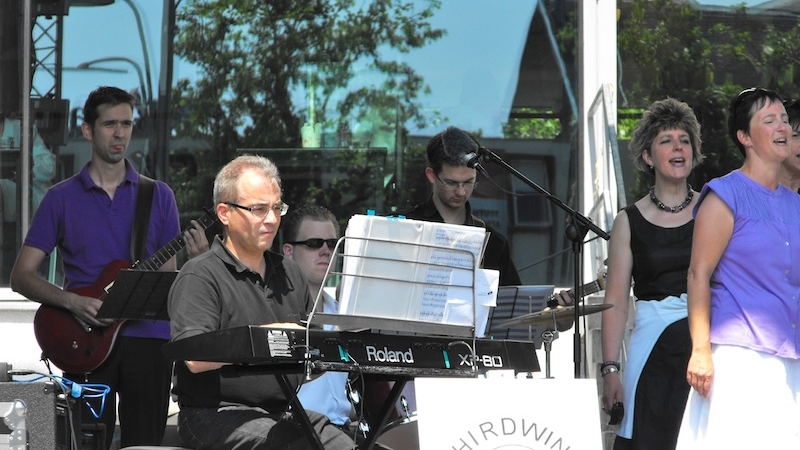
[0,381,58,450]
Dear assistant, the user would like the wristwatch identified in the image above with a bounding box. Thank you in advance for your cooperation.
[601,365,619,377]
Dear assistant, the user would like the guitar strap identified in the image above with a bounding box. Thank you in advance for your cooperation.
[131,174,155,265]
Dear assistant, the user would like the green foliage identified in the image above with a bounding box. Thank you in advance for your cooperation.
[619,0,718,101]
[745,24,800,97]
[618,0,751,197]
[169,0,444,216]
[170,149,217,216]
[278,148,389,224]
[619,0,800,200]
[171,0,443,155]
[502,108,562,140]
[616,109,643,141]
[394,141,430,210]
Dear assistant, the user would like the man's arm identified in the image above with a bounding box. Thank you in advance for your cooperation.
[10,245,113,327]
[184,360,227,373]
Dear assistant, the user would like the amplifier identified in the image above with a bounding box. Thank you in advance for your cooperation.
[0,381,103,450]
[0,381,58,450]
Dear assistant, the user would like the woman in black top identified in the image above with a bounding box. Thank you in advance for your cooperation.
[600,98,704,450]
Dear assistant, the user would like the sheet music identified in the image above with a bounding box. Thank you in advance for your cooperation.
[337,214,493,332]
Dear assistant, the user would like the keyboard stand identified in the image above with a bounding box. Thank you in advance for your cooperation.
[221,364,408,450]
[361,376,410,450]
[275,373,326,450]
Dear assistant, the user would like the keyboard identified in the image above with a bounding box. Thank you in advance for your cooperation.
[162,325,540,376]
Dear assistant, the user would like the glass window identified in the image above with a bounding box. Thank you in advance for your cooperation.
[2,0,798,291]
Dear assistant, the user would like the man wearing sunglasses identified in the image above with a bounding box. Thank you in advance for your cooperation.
[399,126,521,286]
[282,206,352,423]
[282,205,395,449]
[282,205,340,302]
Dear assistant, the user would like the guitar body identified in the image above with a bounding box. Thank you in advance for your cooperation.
[31,207,219,374]
[33,259,130,374]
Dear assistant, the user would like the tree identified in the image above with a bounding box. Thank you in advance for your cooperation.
[618,0,741,197]
[618,0,800,198]
[171,0,443,167]
[168,0,444,222]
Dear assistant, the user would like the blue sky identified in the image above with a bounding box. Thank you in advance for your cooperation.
[51,0,776,137]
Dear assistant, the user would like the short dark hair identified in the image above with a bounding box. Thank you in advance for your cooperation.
[629,98,704,174]
[282,204,339,243]
[728,87,784,156]
[784,98,800,132]
[82,86,136,130]
[426,126,481,174]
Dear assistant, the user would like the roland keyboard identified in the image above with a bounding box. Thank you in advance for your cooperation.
[162,325,540,376]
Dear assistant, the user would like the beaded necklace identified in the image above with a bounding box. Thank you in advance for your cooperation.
[649,184,693,213]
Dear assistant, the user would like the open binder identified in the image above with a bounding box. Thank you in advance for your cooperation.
[310,214,499,338]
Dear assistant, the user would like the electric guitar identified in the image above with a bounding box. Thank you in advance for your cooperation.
[547,270,608,307]
[32,208,218,374]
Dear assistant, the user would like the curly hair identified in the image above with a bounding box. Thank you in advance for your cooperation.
[629,98,704,174]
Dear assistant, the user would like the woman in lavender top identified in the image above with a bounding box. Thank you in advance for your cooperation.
[677,88,800,448]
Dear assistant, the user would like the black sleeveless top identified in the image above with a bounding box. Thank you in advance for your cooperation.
[625,204,693,301]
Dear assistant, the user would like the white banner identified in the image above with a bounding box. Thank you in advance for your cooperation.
[414,377,602,450]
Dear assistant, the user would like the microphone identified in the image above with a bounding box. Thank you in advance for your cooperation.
[461,149,483,169]
[442,126,490,177]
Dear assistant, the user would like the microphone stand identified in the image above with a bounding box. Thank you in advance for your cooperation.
[470,147,610,378]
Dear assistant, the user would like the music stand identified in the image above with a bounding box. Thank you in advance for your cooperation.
[96,269,178,321]
[487,285,553,347]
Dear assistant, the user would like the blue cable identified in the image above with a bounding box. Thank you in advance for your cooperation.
[12,373,111,419]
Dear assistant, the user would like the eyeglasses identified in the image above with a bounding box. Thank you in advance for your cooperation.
[435,173,477,191]
[288,238,338,249]
[226,201,289,218]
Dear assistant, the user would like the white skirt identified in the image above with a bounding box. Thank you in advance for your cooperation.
[676,344,800,449]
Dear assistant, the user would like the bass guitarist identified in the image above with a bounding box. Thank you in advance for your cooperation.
[10,86,209,449]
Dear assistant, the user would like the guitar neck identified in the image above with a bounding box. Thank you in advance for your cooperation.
[134,239,186,271]
[133,210,217,271]
[568,277,604,298]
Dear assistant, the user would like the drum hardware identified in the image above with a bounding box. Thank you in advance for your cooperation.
[374,382,418,450]
[399,394,411,420]
[495,303,612,328]
[497,303,612,378]
[541,329,559,378]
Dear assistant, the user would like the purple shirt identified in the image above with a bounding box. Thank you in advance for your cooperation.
[697,170,800,359]
[24,160,181,339]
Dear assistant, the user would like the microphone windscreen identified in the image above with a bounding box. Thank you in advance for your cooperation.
[442,127,479,161]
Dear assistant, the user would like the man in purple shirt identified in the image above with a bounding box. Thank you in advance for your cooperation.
[10,86,208,449]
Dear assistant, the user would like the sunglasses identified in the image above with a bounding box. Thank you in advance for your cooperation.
[732,87,770,111]
[288,238,338,249]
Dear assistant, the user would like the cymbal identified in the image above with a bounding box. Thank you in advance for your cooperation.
[496,303,613,328]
